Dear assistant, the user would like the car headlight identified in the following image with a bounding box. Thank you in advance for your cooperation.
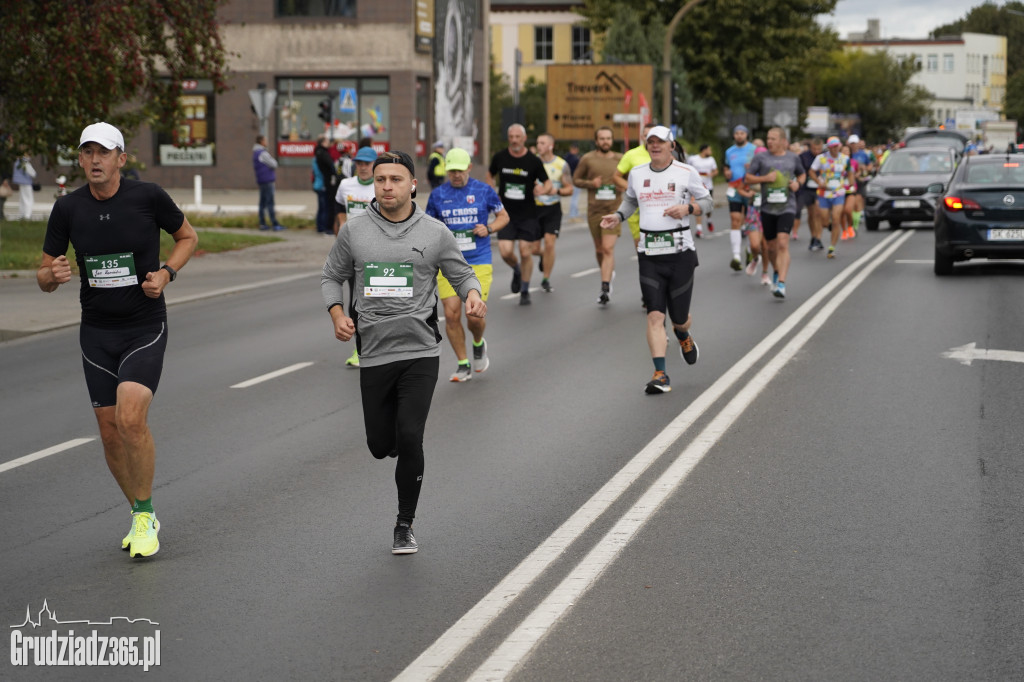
[865,182,885,196]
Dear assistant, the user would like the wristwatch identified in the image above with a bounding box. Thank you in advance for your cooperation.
[161,264,177,282]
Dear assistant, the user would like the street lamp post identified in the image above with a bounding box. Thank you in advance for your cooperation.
[662,0,705,128]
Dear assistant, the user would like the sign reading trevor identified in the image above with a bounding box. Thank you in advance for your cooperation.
[546,64,654,141]
[364,262,414,297]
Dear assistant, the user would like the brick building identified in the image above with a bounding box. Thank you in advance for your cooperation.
[120,0,489,191]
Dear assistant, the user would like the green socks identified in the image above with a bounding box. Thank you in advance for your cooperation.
[132,497,154,514]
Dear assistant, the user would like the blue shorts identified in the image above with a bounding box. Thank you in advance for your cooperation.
[817,195,845,209]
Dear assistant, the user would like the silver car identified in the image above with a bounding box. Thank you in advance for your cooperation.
[864,146,958,231]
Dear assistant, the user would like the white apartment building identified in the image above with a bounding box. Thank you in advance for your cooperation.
[846,30,1007,127]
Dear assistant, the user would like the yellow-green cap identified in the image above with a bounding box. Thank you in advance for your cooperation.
[445,147,471,171]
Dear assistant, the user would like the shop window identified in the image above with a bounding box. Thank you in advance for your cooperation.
[155,81,215,166]
[275,77,390,167]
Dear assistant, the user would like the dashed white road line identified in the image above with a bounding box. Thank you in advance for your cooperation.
[393,230,911,682]
[570,267,600,278]
[231,362,314,388]
[0,438,96,475]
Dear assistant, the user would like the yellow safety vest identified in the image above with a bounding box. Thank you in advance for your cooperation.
[429,152,446,177]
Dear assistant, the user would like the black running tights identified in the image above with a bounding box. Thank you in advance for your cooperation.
[359,356,439,525]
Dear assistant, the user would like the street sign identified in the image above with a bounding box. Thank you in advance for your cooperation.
[248,88,277,119]
[339,88,357,113]
[763,97,799,129]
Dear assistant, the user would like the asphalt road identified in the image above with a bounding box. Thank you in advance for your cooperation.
[2,220,1022,681]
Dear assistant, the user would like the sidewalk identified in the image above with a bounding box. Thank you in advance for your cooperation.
[0,226,335,342]
[2,185,319,222]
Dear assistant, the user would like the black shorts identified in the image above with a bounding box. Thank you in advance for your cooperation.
[761,212,795,241]
[728,200,748,214]
[796,187,818,209]
[80,321,168,408]
[638,250,698,322]
[497,216,542,242]
[536,204,562,237]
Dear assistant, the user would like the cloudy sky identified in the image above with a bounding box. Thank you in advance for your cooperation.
[822,0,975,40]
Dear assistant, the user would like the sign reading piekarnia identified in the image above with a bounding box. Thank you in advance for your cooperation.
[545,64,654,140]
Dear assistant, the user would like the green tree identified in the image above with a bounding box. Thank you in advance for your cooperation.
[816,50,930,141]
[931,2,1024,75]
[1004,69,1024,122]
[580,0,839,120]
[598,4,705,138]
[0,0,230,171]
[489,66,514,150]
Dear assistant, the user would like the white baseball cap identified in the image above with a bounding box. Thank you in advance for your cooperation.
[645,125,674,142]
[847,134,861,144]
[79,122,125,151]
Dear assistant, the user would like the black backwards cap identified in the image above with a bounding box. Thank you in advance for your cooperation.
[372,150,417,198]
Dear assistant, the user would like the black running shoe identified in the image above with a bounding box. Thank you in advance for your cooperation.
[520,291,531,305]
[510,267,521,294]
[541,278,552,293]
[644,370,671,394]
[597,291,610,305]
[393,523,417,554]
[679,334,699,365]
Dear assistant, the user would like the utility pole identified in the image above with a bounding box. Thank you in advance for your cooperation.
[662,0,704,127]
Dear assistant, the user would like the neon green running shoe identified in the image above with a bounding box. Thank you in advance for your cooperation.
[128,512,160,558]
[345,347,360,368]
[121,511,133,550]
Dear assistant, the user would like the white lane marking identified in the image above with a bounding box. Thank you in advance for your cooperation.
[393,230,908,682]
[500,293,519,300]
[230,362,314,388]
[0,438,95,475]
[468,229,917,681]
[570,267,600,278]
[942,342,1024,366]
[165,272,320,306]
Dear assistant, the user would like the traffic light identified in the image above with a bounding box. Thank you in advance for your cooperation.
[671,81,681,123]
[318,97,332,123]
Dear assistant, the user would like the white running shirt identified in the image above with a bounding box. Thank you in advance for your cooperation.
[686,154,718,191]
[621,160,710,254]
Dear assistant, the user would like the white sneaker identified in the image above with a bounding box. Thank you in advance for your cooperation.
[745,254,761,276]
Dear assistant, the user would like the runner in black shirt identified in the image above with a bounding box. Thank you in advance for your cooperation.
[37,122,198,558]
[486,124,551,305]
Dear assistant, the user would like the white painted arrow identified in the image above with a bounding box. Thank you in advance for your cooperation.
[942,342,1024,366]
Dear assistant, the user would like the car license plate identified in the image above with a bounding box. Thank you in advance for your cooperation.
[893,199,919,208]
[988,228,1024,241]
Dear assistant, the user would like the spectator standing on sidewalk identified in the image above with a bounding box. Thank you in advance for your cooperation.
[313,135,337,236]
[12,152,37,220]
[253,135,284,231]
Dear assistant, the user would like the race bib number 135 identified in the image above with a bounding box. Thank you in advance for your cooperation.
[85,252,138,288]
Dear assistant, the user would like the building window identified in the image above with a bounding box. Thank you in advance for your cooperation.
[277,0,355,16]
[155,80,216,167]
[943,54,954,72]
[914,55,923,70]
[572,26,591,62]
[534,26,553,62]
[926,54,938,72]
[983,55,989,84]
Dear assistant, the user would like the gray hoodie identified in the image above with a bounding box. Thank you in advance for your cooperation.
[322,201,481,368]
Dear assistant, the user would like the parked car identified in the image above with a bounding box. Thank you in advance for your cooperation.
[863,146,958,230]
[934,153,1024,275]
[903,128,969,155]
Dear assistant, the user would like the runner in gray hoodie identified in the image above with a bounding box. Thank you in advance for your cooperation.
[321,150,485,554]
